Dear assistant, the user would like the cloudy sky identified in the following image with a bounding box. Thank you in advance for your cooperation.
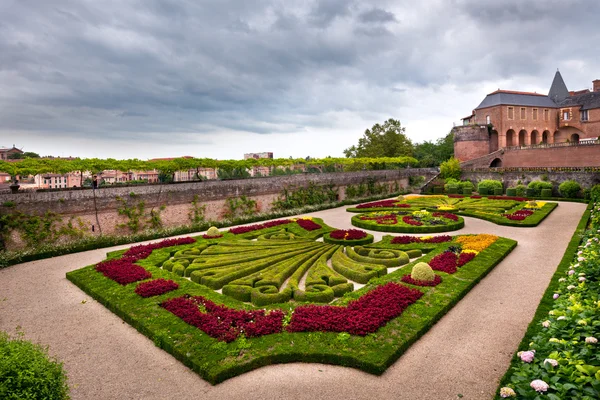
[1,0,599,160]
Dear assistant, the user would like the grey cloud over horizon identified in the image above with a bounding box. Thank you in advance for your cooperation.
[1,0,600,158]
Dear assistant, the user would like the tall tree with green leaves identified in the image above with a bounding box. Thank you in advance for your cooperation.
[344,119,414,158]
[413,132,454,167]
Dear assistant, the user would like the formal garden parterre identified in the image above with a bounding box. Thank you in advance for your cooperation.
[348,194,558,231]
[66,215,517,384]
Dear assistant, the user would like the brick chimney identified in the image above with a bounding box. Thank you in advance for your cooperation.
[594,79,600,92]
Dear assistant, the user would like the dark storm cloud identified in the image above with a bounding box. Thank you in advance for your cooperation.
[1,0,600,154]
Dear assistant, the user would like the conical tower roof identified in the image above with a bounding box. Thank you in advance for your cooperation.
[548,70,569,103]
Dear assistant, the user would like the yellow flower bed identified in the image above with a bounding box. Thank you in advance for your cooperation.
[437,205,456,211]
[456,234,498,252]
[526,201,547,209]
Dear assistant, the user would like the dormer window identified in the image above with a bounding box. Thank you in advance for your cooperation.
[563,111,570,121]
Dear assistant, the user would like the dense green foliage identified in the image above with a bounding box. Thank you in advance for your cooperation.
[412,132,454,167]
[439,157,461,180]
[478,179,503,192]
[558,180,582,198]
[0,156,417,179]
[0,331,69,400]
[527,180,553,195]
[496,202,596,399]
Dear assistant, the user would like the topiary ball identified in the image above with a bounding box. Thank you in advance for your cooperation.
[205,226,221,237]
[410,262,435,282]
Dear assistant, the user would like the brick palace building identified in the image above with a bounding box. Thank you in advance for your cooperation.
[454,71,600,168]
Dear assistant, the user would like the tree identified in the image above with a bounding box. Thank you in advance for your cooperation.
[344,119,414,158]
[8,151,40,159]
[413,131,454,167]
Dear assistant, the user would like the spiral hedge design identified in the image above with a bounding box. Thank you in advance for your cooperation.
[160,230,410,306]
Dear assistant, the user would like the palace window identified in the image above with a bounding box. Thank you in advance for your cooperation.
[532,108,538,120]
[544,109,549,121]
[520,107,526,120]
[508,107,514,120]
[563,111,570,121]
[486,115,491,124]
[581,110,589,121]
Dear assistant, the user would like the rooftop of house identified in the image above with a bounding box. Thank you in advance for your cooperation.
[475,91,558,110]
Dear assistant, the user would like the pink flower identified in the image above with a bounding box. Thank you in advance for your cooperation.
[568,270,575,275]
[585,337,598,344]
[544,358,558,367]
[519,350,535,363]
[530,379,549,393]
[541,320,550,328]
[553,293,559,299]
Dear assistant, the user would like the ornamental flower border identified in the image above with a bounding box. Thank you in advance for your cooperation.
[67,218,517,385]
[351,212,465,234]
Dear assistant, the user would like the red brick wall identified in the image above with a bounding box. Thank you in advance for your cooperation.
[502,144,600,167]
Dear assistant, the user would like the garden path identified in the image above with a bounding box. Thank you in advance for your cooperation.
[0,201,587,400]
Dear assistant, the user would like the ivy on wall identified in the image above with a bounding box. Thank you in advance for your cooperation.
[116,193,166,233]
[272,182,338,211]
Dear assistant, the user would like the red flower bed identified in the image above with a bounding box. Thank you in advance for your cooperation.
[402,216,423,226]
[356,200,410,209]
[457,252,476,266]
[286,283,423,335]
[488,196,527,201]
[202,234,223,239]
[429,250,477,274]
[432,212,459,221]
[504,209,534,221]
[359,214,398,225]
[95,259,152,285]
[95,237,196,285]
[390,235,452,244]
[161,295,285,342]
[329,229,367,240]
[429,251,459,274]
[470,195,482,199]
[401,274,442,287]
[135,278,179,297]
[229,219,292,234]
[296,218,322,231]
[448,194,464,198]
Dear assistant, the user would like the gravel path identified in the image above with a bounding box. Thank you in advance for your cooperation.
[0,201,586,400]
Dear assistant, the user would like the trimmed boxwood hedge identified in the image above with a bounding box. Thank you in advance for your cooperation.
[351,214,464,234]
[323,232,374,246]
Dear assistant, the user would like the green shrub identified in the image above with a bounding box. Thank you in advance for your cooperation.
[460,181,474,192]
[493,187,503,195]
[540,188,552,197]
[205,226,221,237]
[589,184,600,202]
[527,180,552,195]
[558,180,581,198]
[478,187,489,195]
[439,157,461,180]
[410,262,435,282]
[515,185,526,197]
[0,331,69,400]
[462,187,472,195]
[525,188,536,197]
[506,188,517,196]
[477,179,503,192]
[433,186,443,194]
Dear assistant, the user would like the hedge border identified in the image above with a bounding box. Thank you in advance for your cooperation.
[66,227,516,385]
[495,202,593,397]
[322,232,374,246]
[350,214,464,233]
